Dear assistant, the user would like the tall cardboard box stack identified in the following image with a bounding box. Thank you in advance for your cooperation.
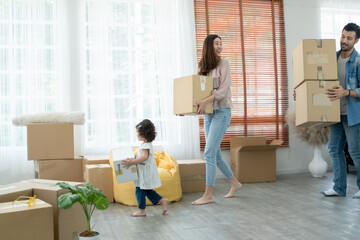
[173,75,213,115]
[230,137,283,183]
[292,39,340,127]
[27,123,83,182]
[177,159,206,192]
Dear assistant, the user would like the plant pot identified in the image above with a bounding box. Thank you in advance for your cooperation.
[78,232,100,240]
[308,145,328,177]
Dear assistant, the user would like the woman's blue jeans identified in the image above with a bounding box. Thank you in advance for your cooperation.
[328,115,360,195]
[204,108,234,186]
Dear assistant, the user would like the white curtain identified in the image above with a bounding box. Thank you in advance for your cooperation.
[81,0,201,160]
[0,0,70,184]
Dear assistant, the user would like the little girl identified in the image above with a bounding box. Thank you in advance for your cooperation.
[121,119,168,217]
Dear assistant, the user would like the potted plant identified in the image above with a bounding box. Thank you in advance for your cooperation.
[55,182,110,239]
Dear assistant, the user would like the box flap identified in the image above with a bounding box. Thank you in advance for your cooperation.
[270,139,283,146]
[230,136,266,149]
[239,145,280,151]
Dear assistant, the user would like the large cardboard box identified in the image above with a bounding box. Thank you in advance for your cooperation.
[0,199,54,240]
[292,39,337,89]
[82,155,110,181]
[14,179,87,240]
[230,137,283,183]
[173,75,213,115]
[295,80,340,127]
[0,184,33,203]
[34,157,83,182]
[177,159,206,192]
[85,164,114,202]
[27,123,74,160]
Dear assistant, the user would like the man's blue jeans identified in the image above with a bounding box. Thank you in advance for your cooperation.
[204,108,234,186]
[328,115,360,195]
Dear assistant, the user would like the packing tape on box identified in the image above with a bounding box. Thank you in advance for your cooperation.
[181,175,206,181]
[115,166,137,175]
[200,76,206,91]
[316,39,322,48]
[321,115,327,123]
[317,66,325,88]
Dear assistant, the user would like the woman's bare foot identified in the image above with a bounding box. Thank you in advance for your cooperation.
[224,182,242,198]
[159,198,169,215]
[130,210,146,217]
[191,195,214,205]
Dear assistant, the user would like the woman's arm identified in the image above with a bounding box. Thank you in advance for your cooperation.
[212,59,231,100]
[121,149,149,168]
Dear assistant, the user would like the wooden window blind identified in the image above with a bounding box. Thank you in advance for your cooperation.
[194,0,289,150]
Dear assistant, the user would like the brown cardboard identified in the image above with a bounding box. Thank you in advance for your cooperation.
[292,39,337,89]
[295,80,340,127]
[14,179,87,240]
[230,137,283,183]
[82,155,110,181]
[34,157,84,182]
[0,185,33,203]
[173,75,213,115]
[85,164,114,202]
[27,123,74,160]
[0,199,54,240]
[177,159,206,192]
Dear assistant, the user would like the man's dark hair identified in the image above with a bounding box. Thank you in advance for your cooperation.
[343,22,360,40]
[136,119,156,142]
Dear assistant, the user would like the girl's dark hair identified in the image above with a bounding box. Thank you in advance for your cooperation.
[198,34,221,76]
[136,119,156,142]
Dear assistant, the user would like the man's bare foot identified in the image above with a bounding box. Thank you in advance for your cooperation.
[130,210,146,217]
[191,196,214,205]
[224,182,242,198]
[159,198,169,215]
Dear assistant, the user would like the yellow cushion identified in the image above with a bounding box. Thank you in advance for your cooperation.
[109,149,182,206]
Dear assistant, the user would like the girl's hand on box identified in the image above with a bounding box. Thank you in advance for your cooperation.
[121,158,133,169]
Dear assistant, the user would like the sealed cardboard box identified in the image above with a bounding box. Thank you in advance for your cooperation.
[27,123,74,160]
[14,179,87,240]
[85,164,114,202]
[112,148,138,183]
[292,39,337,89]
[230,137,283,183]
[173,75,213,115]
[177,159,206,192]
[34,157,83,182]
[295,80,340,127]
[82,155,110,181]
[0,185,33,203]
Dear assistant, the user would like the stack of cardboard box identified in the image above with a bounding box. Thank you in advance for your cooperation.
[293,39,340,127]
[28,123,83,182]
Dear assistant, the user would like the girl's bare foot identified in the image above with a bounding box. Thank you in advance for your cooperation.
[191,196,214,205]
[130,210,146,217]
[224,182,242,198]
[159,198,169,215]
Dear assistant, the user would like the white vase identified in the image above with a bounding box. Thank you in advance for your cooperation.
[308,145,328,177]
[78,232,101,240]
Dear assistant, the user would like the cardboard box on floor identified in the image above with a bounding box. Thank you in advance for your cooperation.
[0,199,54,240]
[82,155,110,181]
[173,75,213,115]
[34,157,84,182]
[230,137,283,183]
[13,179,87,240]
[27,123,74,160]
[292,39,338,89]
[295,80,340,127]
[177,159,206,193]
[85,164,114,202]
[0,184,33,202]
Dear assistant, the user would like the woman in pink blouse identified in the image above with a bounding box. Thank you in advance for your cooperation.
[192,34,242,205]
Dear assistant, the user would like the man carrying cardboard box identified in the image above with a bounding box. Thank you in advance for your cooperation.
[321,23,360,198]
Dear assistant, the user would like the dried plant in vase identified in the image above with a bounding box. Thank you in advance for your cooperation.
[285,108,329,177]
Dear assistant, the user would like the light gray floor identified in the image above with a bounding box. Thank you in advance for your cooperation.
[92,172,360,240]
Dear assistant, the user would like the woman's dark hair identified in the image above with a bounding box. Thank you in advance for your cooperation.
[343,22,360,40]
[198,34,221,76]
[136,119,156,142]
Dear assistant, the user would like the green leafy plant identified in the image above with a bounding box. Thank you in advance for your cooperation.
[54,182,110,237]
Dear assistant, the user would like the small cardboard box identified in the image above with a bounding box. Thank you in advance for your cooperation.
[230,137,283,183]
[34,157,84,182]
[177,159,206,193]
[82,155,110,181]
[295,80,340,127]
[112,148,138,183]
[17,179,87,240]
[0,199,54,240]
[292,39,337,89]
[27,123,74,160]
[85,164,114,202]
[173,75,213,115]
